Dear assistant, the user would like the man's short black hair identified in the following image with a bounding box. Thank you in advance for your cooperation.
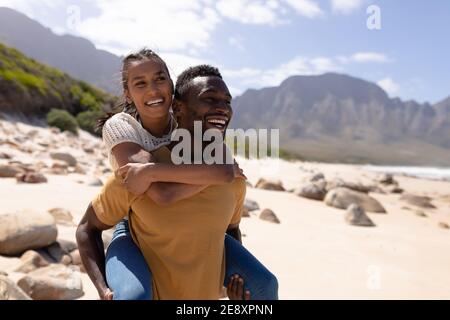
[175,64,222,100]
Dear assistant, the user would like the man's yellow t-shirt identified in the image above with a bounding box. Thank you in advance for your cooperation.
[92,147,246,300]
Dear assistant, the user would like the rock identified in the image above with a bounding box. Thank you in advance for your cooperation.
[51,161,69,170]
[402,206,411,211]
[0,271,7,276]
[400,194,436,209]
[0,210,58,256]
[378,173,397,185]
[87,178,103,187]
[385,185,404,194]
[48,208,75,226]
[295,183,327,201]
[38,242,72,264]
[58,240,78,253]
[324,188,386,213]
[50,152,77,167]
[0,275,32,300]
[242,207,250,217]
[48,167,68,175]
[309,172,325,182]
[16,172,48,184]
[255,178,285,191]
[74,164,87,175]
[101,167,111,174]
[345,204,375,227]
[0,152,12,159]
[244,198,260,212]
[245,181,253,188]
[438,222,449,229]
[0,164,24,178]
[17,264,84,300]
[259,209,280,224]
[326,178,374,194]
[414,210,427,217]
[14,250,50,273]
[69,250,85,272]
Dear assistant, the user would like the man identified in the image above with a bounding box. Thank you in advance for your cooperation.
[76,65,278,300]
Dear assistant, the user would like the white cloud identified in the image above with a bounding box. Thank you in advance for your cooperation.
[229,36,246,51]
[350,52,390,63]
[74,0,221,55]
[331,0,364,15]
[284,0,323,18]
[216,0,284,25]
[377,77,400,97]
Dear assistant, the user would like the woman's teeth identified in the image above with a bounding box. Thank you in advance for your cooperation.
[145,99,163,106]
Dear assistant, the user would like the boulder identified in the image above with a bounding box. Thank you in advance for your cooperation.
[14,250,50,273]
[400,194,436,209]
[309,172,325,182]
[0,275,32,300]
[324,188,386,213]
[295,183,327,201]
[0,210,58,255]
[345,204,375,227]
[50,152,77,167]
[244,198,260,212]
[17,264,84,300]
[48,208,75,226]
[87,178,103,187]
[259,209,280,224]
[378,173,397,185]
[255,178,285,191]
[438,222,449,229]
[0,164,24,178]
[326,178,375,194]
[16,172,48,184]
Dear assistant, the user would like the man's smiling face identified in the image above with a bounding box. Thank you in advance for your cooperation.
[175,76,233,135]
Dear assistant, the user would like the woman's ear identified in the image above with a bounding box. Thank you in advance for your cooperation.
[124,89,132,104]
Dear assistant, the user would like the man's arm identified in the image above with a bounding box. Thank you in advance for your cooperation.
[75,203,114,299]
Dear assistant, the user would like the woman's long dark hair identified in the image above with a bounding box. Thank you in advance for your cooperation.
[96,48,173,132]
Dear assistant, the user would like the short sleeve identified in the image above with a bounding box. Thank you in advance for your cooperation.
[102,113,143,152]
[91,175,135,226]
[230,179,247,225]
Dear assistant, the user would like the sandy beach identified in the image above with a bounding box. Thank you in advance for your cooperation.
[1,119,449,300]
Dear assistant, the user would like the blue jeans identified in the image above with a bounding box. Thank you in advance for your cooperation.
[105,219,278,300]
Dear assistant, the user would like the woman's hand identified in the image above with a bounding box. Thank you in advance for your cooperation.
[227,274,250,300]
[116,163,154,196]
[233,161,247,180]
[99,287,114,300]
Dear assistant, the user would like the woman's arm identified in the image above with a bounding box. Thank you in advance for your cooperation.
[75,203,114,300]
[111,142,236,204]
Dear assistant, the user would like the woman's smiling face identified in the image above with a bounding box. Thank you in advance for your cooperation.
[125,59,173,120]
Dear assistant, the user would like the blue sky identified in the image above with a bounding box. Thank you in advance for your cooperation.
[0,0,449,104]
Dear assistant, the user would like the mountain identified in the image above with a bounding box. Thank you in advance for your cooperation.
[231,73,450,166]
[0,42,115,118]
[0,7,121,94]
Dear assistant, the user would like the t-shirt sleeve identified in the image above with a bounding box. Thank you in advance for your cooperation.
[230,179,247,225]
[91,175,134,226]
[102,113,143,153]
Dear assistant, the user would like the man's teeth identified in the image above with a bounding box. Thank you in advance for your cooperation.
[207,119,226,125]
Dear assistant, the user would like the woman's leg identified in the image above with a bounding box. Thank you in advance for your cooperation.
[224,234,278,300]
[105,219,153,300]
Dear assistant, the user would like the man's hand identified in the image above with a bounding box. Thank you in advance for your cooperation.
[99,287,114,300]
[116,163,154,196]
[227,274,250,300]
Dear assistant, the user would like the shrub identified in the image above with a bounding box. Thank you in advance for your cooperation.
[47,109,78,134]
[76,110,104,136]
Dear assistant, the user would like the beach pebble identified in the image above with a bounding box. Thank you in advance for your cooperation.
[345,204,375,227]
[259,209,280,224]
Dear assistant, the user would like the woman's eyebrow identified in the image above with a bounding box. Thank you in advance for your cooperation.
[131,75,145,81]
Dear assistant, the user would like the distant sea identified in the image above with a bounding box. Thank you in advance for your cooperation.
[362,165,450,181]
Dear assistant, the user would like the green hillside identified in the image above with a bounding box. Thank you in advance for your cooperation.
[0,42,116,121]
